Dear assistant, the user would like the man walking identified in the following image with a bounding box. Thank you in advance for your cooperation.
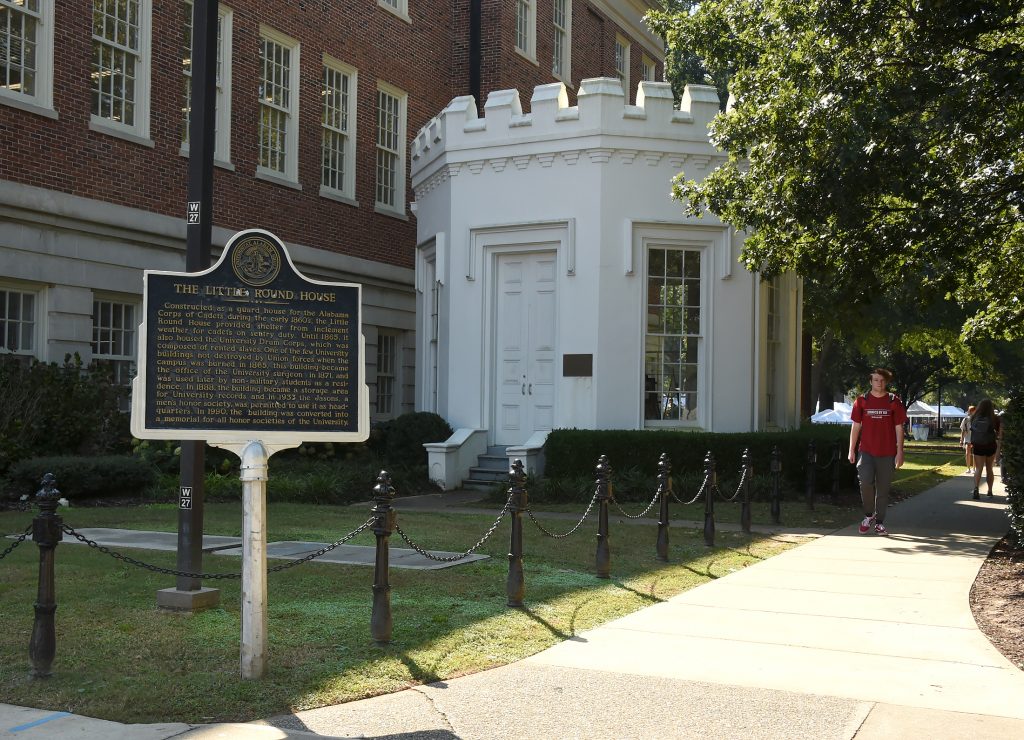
[848,368,907,536]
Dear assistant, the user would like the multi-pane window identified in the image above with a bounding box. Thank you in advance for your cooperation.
[515,0,534,58]
[644,248,701,423]
[92,299,136,386]
[181,1,230,160]
[375,84,406,212]
[765,278,781,425]
[1,288,36,355]
[642,54,656,82]
[552,0,569,79]
[1,0,42,101]
[321,59,355,198]
[615,35,630,95]
[375,332,397,417]
[258,28,298,180]
[91,0,149,134]
[378,0,407,16]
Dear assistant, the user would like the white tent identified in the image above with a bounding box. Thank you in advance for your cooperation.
[906,401,968,419]
[810,408,852,425]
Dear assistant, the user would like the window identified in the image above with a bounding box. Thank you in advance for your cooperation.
[0,0,54,112]
[91,0,151,138]
[375,332,397,417]
[515,0,535,59]
[375,83,406,214]
[644,248,701,423]
[258,27,299,182]
[321,57,356,199]
[615,34,630,95]
[377,0,408,21]
[181,1,232,162]
[765,277,781,426]
[642,54,656,82]
[1,288,36,356]
[92,298,137,387]
[551,0,570,81]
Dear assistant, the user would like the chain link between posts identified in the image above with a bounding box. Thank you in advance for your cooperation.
[59,517,376,579]
[671,472,710,506]
[394,496,512,562]
[716,466,750,503]
[526,488,601,538]
[611,485,662,520]
[0,525,32,562]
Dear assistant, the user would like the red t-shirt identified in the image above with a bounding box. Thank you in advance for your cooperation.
[851,393,908,457]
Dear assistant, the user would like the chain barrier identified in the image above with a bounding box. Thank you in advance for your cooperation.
[394,496,511,562]
[716,466,750,503]
[611,485,662,520]
[60,517,376,579]
[0,525,32,562]
[671,473,710,506]
[526,488,601,538]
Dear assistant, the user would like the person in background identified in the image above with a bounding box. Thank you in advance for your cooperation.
[849,368,907,536]
[960,404,976,473]
[969,398,1002,499]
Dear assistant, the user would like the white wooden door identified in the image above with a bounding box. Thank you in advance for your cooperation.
[494,252,556,446]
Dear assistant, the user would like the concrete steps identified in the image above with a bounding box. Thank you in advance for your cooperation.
[462,446,508,490]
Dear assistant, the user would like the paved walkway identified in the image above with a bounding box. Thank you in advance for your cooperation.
[3,471,1022,739]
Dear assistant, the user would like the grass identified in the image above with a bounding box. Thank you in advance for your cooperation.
[0,445,963,723]
[0,502,792,724]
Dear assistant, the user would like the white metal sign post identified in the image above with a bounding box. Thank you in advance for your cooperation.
[131,229,369,679]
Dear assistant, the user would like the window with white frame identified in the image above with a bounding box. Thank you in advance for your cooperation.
[258,27,299,181]
[0,0,54,111]
[644,247,702,423]
[375,331,397,417]
[515,0,535,59]
[551,0,570,81]
[91,0,151,138]
[375,83,406,214]
[377,0,408,20]
[1,287,37,357]
[614,34,630,94]
[181,1,232,161]
[764,277,781,426]
[642,54,656,82]
[321,57,356,199]
[91,298,137,387]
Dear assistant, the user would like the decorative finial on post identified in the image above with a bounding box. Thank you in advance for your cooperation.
[30,473,64,678]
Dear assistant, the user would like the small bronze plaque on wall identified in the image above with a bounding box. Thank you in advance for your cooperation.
[562,354,593,377]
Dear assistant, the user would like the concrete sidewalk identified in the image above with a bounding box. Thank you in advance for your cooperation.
[3,471,1022,739]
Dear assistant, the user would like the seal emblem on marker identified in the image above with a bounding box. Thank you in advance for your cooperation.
[231,236,281,287]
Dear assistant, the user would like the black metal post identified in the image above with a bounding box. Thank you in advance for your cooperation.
[594,455,612,579]
[29,473,63,678]
[506,459,527,607]
[740,448,753,535]
[370,471,396,644]
[830,441,841,500]
[174,0,219,600]
[770,445,782,525]
[703,452,716,547]
[655,453,671,562]
[805,441,817,510]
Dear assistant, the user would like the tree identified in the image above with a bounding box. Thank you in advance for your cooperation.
[646,0,1024,341]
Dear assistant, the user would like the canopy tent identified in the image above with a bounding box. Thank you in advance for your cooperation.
[810,408,852,425]
[906,401,968,419]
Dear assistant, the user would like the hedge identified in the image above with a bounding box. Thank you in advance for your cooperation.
[4,455,157,501]
[1002,391,1023,546]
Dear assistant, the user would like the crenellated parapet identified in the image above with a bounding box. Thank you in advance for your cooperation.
[411,78,725,195]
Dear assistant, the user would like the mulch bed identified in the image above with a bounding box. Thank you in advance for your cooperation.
[970,535,1024,671]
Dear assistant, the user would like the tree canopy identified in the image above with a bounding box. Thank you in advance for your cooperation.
[647,0,1024,342]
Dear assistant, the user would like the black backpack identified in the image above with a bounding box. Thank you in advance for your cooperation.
[971,415,996,446]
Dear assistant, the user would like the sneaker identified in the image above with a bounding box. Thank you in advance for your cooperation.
[987,491,994,497]
[972,489,980,500]
[874,523,889,536]
[859,516,875,534]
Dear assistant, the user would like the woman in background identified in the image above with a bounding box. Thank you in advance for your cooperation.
[969,399,1002,499]
[960,404,976,473]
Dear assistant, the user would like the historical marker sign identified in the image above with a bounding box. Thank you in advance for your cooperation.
[131,229,369,445]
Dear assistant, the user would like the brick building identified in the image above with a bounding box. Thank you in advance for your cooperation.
[0,0,663,420]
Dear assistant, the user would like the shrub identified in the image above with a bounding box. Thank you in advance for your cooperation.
[371,412,453,465]
[4,455,157,501]
[1002,390,1023,546]
[0,355,131,475]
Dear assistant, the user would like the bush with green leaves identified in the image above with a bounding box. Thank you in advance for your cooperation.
[0,354,131,475]
[4,455,156,501]
[369,412,453,466]
[1002,391,1022,546]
